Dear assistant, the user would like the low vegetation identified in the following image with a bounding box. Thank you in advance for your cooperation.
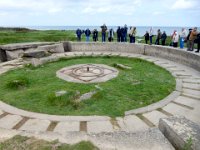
[0,135,99,150]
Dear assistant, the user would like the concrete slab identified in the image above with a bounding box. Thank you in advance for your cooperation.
[89,128,175,150]
[162,103,200,124]
[143,110,168,126]
[54,121,80,133]
[0,109,3,115]
[183,79,200,84]
[174,96,200,108]
[0,128,20,142]
[183,83,200,90]
[0,115,22,129]
[159,116,200,150]
[183,88,200,97]
[19,119,50,132]
[87,120,113,133]
[123,115,149,132]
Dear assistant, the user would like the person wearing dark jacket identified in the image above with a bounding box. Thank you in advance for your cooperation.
[120,27,125,42]
[92,29,98,42]
[117,26,121,42]
[100,24,107,42]
[187,28,192,50]
[124,24,128,42]
[161,31,167,46]
[155,29,161,45]
[195,33,200,53]
[144,31,149,44]
[76,28,82,41]
[85,28,91,42]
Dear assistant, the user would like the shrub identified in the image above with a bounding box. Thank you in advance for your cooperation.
[47,91,81,109]
[6,76,29,89]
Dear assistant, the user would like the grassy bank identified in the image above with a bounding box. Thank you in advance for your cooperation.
[0,28,191,48]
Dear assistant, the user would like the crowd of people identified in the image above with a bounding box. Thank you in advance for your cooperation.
[75,24,200,53]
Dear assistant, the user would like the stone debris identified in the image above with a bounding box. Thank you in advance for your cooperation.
[115,64,132,70]
[55,90,67,97]
[78,91,97,101]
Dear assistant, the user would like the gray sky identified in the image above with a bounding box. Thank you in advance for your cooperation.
[0,0,199,26]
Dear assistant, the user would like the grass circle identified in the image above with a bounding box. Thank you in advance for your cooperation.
[0,56,175,117]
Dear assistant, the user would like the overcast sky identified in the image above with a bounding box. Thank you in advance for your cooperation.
[0,0,199,27]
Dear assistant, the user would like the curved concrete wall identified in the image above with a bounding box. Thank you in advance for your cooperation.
[0,42,200,72]
[69,42,200,72]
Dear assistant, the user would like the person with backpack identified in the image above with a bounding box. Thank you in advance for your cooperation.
[188,27,198,51]
[85,28,91,42]
[161,31,167,46]
[100,24,107,42]
[108,28,114,42]
[76,28,82,41]
[155,29,161,45]
[92,29,98,42]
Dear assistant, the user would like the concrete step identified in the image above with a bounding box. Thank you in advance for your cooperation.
[142,110,168,126]
[117,115,149,132]
[19,119,50,132]
[162,103,200,124]
[183,83,200,90]
[0,114,22,129]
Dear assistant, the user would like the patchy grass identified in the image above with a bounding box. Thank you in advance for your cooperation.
[0,57,175,117]
[0,135,99,150]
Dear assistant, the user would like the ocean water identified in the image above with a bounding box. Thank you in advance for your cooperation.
[25,26,196,36]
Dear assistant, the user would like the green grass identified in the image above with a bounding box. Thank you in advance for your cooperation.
[0,56,175,117]
[0,135,99,150]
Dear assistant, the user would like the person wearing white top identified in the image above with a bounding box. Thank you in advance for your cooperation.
[173,32,179,47]
[179,28,187,49]
[149,27,154,45]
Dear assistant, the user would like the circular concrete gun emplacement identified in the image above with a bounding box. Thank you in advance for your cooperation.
[56,64,119,83]
[0,42,200,150]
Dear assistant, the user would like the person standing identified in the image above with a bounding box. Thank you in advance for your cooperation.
[116,26,121,42]
[100,24,107,42]
[108,28,114,42]
[161,31,167,46]
[188,27,198,51]
[155,29,161,45]
[172,32,179,48]
[129,27,136,43]
[144,31,149,44]
[124,24,128,42]
[179,28,187,49]
[120,27,125,42]
[195,33,200,53]
[149,27,154,45]
[92,29,98,42]
[76,28,82,41]
[85,28,91,42]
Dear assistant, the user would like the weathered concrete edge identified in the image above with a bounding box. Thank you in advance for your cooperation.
[125,91,181,115]
[159,116,200,150]
[0,101,110,122]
